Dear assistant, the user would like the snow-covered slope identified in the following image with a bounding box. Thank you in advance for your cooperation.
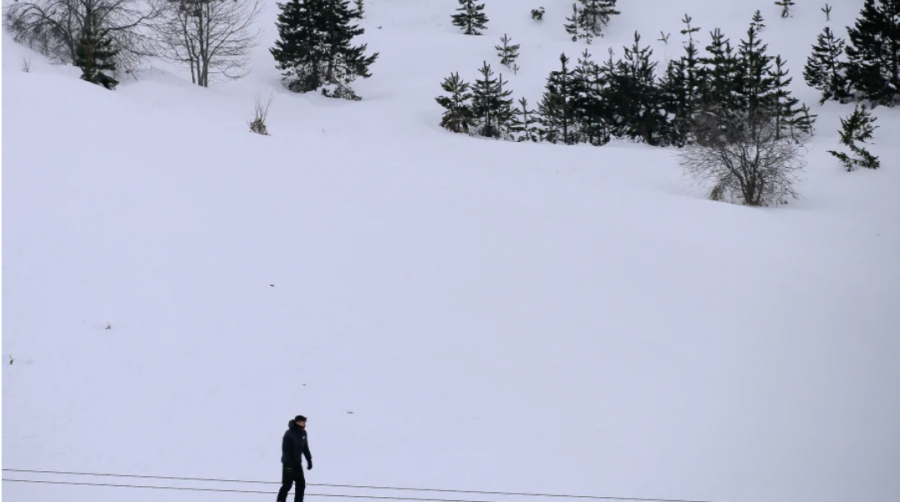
[3,2,899,502]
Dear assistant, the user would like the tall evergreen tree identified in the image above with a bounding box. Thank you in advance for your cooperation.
[538,53,579,144]
[74,20,119,90]
[573,49,610,145]
[661,20,705,146]
[844,0,900,105]
[271,0,378,98]
[452,0,489,36]
[659,60,687,145]
[511,97,541,142]
[608,31,667,145]
[700,29,741,113]
[471,62,512,138]
[496,34,521,71]
[770,55,805,138]
[736,22,776,118]
[436,72,474,133]
[576,0,620,41]
[497,76,516,139]
[804,26,850,104]
[271,0,324,92]
[564,3,580,42]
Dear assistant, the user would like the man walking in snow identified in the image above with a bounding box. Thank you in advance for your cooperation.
[278,415,313,502]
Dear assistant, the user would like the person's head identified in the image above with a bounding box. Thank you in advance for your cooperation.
[294,415,307,429]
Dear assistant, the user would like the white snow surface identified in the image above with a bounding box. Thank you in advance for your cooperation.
[3,1,900,502]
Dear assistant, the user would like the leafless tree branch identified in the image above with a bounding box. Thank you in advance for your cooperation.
[153,0,262,87]
[678,104,807,206]
[4,0,163,74]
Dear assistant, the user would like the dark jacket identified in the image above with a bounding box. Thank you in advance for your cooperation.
[282,420,312,467]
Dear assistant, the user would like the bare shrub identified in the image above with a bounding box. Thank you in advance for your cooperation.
[22,57,33,72]
[249,92,273,136]
[154,0,262,87]
[4,0,162,74]
[679,105,807,206]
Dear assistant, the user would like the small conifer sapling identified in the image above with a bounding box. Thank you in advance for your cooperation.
[828,104,880,171]
[496,34,521,72]
[803,26,849,104]
[775,0,795,18]
[436,72,475,133]
[511,97,540,141]
[452,0,489,35]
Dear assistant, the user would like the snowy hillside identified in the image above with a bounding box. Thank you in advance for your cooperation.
[3,1,899,502]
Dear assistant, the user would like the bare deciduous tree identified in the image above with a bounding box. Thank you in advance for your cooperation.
[678,105,807,206]
[154,0,262,87]
[4,0,162,74]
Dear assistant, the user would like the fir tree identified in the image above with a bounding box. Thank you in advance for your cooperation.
[775,0,795,18]
[271,0,323,92]
[770,55,805,138]
[576,0,620,41]
[573,49,610,145]
[804,26,850,104]
[828,103,880,170]
[452,0,489,36]
[791,103,818,137]
[844,0,900,106]
[700,29,741,114]
[564,3,580,42]
[471,62,513,138]
[609,31,667,145]
[736,21,775,118]
[436,72,474,133]
[511,97,541,141]
[497,76,516,139]
[74,20,119,90]
[752,10,766,32]
[531,7,546,21]
[661,20,705,145]
[271,0,378,98]
[496,34,521,72]
[822,4,832,21]
[659,61,687,145]
[538,53,579,144]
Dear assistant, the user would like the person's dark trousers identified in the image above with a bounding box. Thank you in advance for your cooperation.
[277,464,306,502]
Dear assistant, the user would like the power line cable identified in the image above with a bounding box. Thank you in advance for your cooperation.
[4,478,603,502]
[2,468,744,502]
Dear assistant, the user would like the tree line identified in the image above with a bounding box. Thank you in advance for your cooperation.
[804,0,900,107]
[437,12,815,148]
